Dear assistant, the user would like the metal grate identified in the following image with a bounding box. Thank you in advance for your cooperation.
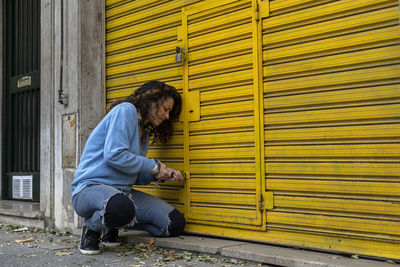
[9,89,40,173]
[10,0,40,77]
[12,175,33,200]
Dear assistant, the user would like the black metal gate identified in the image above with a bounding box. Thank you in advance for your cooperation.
[3,0,40,201]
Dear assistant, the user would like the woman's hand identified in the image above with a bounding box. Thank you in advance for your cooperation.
[155,161,184,182]
[167,168,184,182]
[155,163,172,181]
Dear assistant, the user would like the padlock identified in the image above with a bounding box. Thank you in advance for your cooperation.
[175,47,184,63]
[175,53,183,63]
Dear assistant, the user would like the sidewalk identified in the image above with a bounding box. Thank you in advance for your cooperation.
[0,224,264,267]
[120,230,398,267]
[0,223,397,267]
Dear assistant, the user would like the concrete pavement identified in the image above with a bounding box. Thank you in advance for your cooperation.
[120,231,398,267]
[0,223,397,267]
[0,224,266,267]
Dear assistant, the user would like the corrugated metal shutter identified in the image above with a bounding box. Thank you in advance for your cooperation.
[263,0,400,259]
[181,0,263,228]
[105,0,400,260]
[106,0,264,228]
[105,0,203,213]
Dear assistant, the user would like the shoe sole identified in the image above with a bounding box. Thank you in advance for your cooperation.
[79,248,101,255]
[102,242,121,248]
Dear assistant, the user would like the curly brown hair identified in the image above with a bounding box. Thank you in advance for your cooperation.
[107,81,182,144]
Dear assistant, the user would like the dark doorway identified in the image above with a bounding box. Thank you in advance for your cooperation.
[2,0,40,201]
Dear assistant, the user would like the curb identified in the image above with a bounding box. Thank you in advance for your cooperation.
[119,231,395,267]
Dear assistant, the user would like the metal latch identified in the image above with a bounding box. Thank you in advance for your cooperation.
[259,192,274,210]
[256,0,270,20]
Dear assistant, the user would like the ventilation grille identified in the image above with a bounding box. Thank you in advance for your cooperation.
[12,175,33,200]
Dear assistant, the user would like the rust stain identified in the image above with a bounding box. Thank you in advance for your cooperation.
[68,115,76,128]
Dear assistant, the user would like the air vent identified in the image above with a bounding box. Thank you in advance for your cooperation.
[12,175,33,200]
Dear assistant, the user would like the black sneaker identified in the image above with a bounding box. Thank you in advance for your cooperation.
[102,228,121,247]
[79,226,101,255]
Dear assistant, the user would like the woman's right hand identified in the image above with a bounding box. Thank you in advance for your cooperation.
[155,163,172,181]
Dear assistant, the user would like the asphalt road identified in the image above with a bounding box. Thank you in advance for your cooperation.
[0,224,269,267]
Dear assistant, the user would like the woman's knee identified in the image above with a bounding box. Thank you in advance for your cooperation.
[168,209,185,236]
[104,193,135,228]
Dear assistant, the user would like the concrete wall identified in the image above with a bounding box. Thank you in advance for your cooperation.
[41,0,55,228]
[41,0,104,231]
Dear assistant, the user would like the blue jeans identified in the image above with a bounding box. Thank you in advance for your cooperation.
[72,184,185,236]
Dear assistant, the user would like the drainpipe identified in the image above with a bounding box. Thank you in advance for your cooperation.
[58,0,68,106]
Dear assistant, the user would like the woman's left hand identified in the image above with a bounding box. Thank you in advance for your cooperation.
[167,168,184,182]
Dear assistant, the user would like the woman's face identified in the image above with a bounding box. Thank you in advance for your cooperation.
[149,97,174,126]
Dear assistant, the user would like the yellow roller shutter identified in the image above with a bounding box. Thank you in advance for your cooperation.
[105,0,203,213]
[105,0,400,260]
[181,0,264,228]
[263,0,400,259]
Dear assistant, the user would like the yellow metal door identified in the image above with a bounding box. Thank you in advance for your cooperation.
[105,0,266,227]
[262,0,400,259]
[104,0,205,214]
[180,0,265,228]
[105,0,400,259]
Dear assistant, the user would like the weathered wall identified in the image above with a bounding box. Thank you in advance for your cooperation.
[41,0,55,228]
[40,0,103,231]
